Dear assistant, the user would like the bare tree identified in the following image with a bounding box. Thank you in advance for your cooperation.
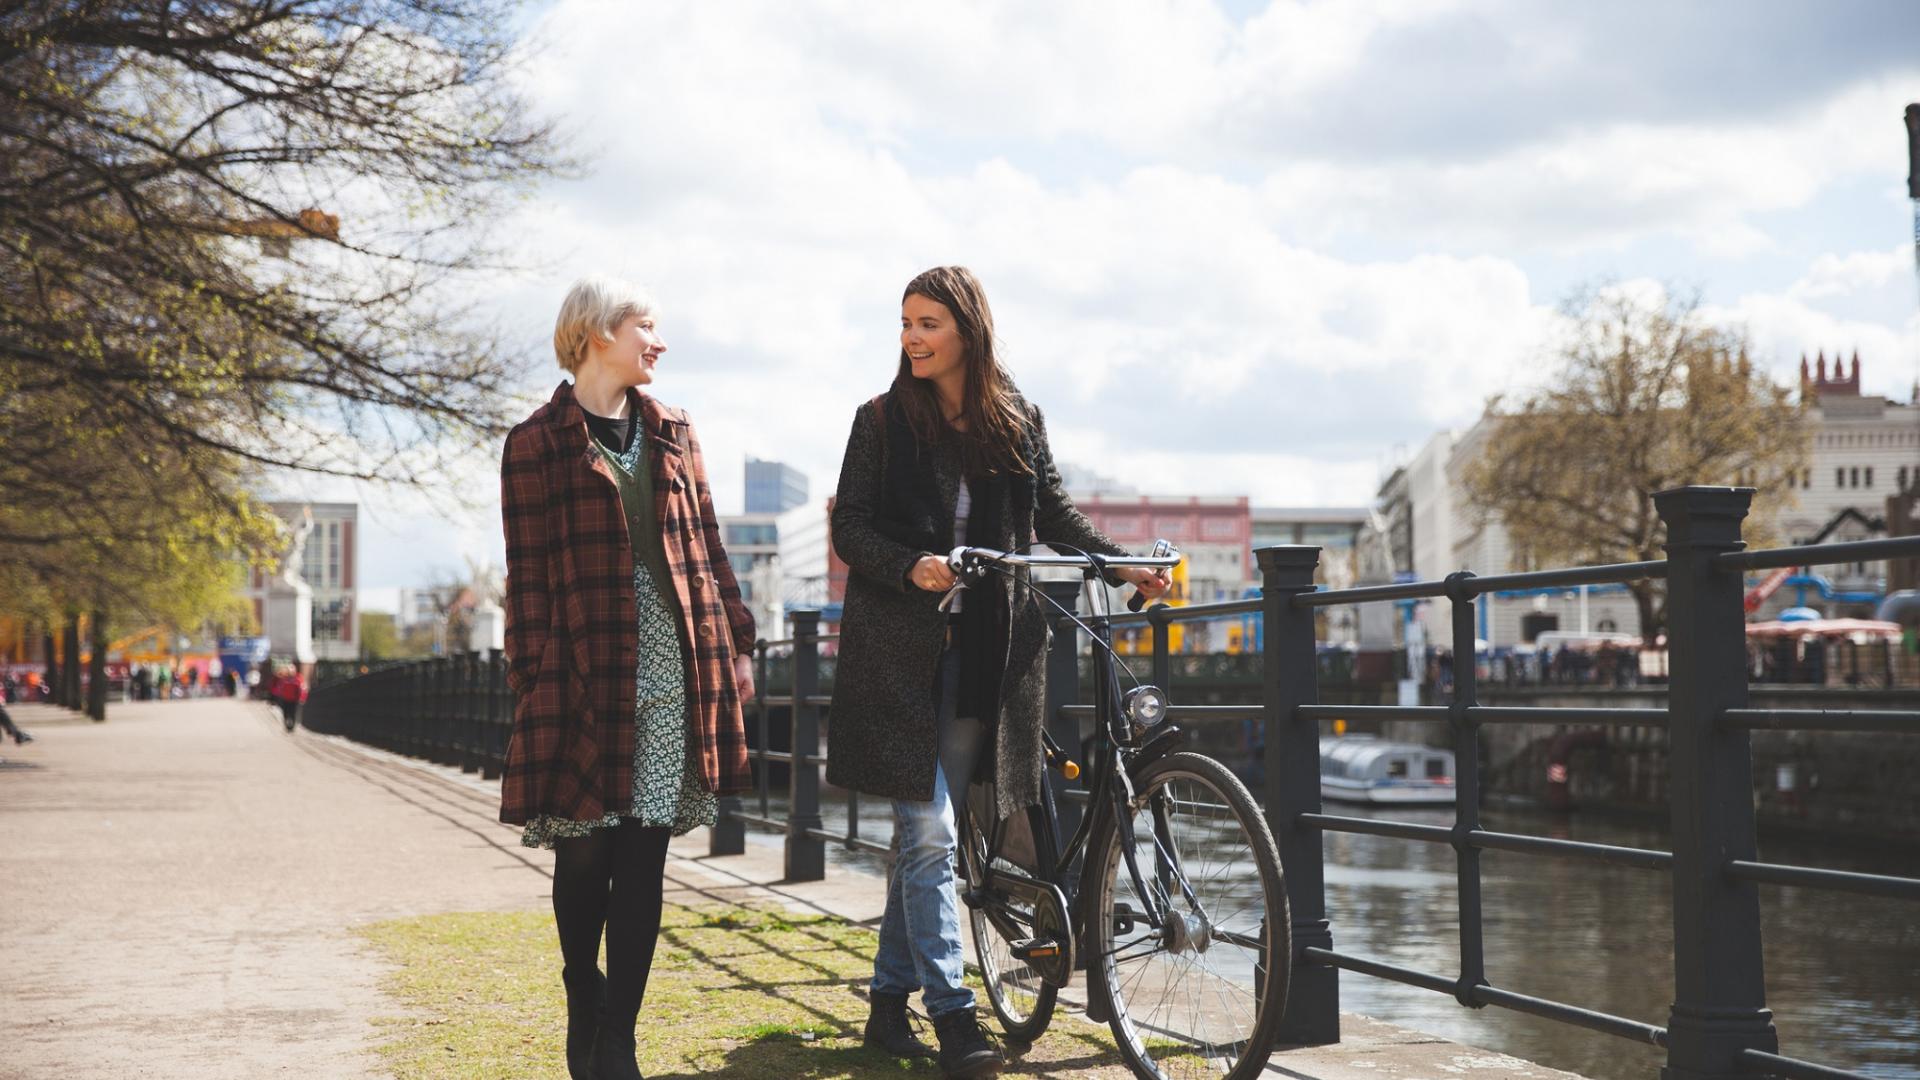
[1463,285,1812,636]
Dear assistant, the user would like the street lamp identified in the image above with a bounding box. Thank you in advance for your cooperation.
[1907,105,1919,291]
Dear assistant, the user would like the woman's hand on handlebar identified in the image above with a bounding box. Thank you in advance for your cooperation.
[1119,565,1172,600]
[910,554,957,592]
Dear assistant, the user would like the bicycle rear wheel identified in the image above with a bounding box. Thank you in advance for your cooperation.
[1089,752,1289,1080]
[963,808,1058,1043]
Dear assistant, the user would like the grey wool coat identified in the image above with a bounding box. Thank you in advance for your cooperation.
[826,393,1127,816]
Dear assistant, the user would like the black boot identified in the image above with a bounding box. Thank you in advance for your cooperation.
[864,990,936,1059]
[561,966,605,1080]
[589,1024,644,1080]
[931,1008,1003,1078]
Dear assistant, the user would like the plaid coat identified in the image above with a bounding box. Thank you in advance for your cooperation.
[498,381,755,826]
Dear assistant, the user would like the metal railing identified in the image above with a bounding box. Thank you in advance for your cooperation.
[304,650,511,777]
[1258,487,1920,1080]
[303,486,1918,1080]
[704,609,880,880]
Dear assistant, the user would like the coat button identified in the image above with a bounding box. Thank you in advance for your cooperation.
[691,574,707,589]
[698,622,712,637]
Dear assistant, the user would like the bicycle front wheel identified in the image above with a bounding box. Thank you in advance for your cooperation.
[1089,752,1289,1080]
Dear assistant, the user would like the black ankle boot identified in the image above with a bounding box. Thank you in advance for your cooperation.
[864,990,935,1059]
[561,966,605,1080]
[589,1024,644,1080]
[931,1008,1003,1078]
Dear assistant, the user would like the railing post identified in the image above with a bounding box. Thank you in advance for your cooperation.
[1654,486,1776,1080]
[483,650,507,780]
[1149,604,1172,692]
[1258,544,1338,1045]
[785,610,825,882]
[1444,573,1487,1006]
[1040,579,1085,862]
[710,637,761,858]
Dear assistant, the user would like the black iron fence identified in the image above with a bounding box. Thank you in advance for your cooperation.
[306,650,512,777]
[305,486,1918,1080]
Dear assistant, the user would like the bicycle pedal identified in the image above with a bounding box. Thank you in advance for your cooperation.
[1009,936,1063,961]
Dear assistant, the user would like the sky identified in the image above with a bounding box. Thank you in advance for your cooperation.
[313,0,1920,612]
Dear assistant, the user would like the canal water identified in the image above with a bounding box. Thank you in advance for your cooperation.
[1320,803,1919,1080]
[762,791,1920,1079]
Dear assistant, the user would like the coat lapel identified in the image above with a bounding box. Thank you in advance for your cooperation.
[637,392,685,529]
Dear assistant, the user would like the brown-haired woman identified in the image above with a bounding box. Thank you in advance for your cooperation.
[499,275,756,1080]
[827,266,1169,1077]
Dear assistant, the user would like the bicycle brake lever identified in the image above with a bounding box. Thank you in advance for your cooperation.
[937,581,967,613]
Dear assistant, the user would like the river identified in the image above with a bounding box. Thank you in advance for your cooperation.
[754,790,1920,1079]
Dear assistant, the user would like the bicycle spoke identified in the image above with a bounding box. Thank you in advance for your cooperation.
[1094,756,1288,1080]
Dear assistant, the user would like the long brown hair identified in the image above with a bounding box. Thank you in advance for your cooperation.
[892,266,1032,477]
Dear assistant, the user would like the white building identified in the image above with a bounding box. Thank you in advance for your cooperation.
[1764,352,1920,615]
[719,511,783,646]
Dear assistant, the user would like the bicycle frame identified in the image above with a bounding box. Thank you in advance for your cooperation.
[948,547,1198,978]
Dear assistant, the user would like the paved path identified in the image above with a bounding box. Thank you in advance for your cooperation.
[0,699,1584,1080]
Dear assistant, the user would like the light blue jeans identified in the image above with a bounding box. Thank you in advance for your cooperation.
[871,650,984,1018]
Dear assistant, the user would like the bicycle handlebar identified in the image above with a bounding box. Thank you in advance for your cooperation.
[946,545,1183,572]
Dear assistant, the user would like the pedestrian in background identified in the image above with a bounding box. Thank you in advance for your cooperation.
[826,266,1168,1078]
[499,275,756,1080]
[0,679,32,744]
[268,665,306,730]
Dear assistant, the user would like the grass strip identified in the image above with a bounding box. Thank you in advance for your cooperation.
[358,903,1138,1078]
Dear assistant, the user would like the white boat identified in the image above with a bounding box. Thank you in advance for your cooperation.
[1319,736,1456,806]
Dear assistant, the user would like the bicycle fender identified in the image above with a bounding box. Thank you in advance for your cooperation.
[1124,723,1186,784]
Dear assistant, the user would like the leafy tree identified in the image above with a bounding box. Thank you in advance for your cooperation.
[1462,285,1811,637]
[358,610,397,661]
[0,1,568,712]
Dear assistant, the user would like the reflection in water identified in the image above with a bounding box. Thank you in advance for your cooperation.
[775,792,1920,1080]
[1324,805,1920,1080]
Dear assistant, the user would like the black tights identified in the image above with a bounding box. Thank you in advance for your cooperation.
[551,821,672,1028]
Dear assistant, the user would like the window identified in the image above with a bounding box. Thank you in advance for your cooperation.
[1202,517,1238,540]
[1850,467,1860,489]
[1424,758,1448,780]
[1386,759,1409,779]
[1865,467,1874,489]
[311,598,346,642]
[1836,467,1846,488]
[1103,515,1144,537]
[726,523,777,546]
[1152,517,1190,540]
[1901,466,1909,492]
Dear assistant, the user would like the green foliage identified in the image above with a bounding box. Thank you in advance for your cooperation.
[0,1,568,656]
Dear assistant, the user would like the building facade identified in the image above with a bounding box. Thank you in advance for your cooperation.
[1768,352,1920,612]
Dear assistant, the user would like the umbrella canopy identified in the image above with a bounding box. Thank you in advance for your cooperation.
[1745,618,1904,642]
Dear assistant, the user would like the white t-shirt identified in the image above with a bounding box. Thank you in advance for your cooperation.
[950,483,971,613]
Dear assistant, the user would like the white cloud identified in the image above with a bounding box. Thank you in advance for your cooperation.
[332,1,1920,588]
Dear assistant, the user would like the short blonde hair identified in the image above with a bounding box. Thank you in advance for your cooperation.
[552,275,656,373]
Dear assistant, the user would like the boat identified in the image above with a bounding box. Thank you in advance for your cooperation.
[1319,736,1456,805]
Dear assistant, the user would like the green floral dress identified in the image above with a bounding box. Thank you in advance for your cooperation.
[520,430,717,848]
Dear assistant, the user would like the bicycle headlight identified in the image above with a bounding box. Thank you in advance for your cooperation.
[1123,685,1168,737]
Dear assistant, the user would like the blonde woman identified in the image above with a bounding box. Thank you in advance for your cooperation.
[499,276,755,1079]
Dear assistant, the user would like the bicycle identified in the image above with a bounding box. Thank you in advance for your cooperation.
[939,544,1291,1080]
